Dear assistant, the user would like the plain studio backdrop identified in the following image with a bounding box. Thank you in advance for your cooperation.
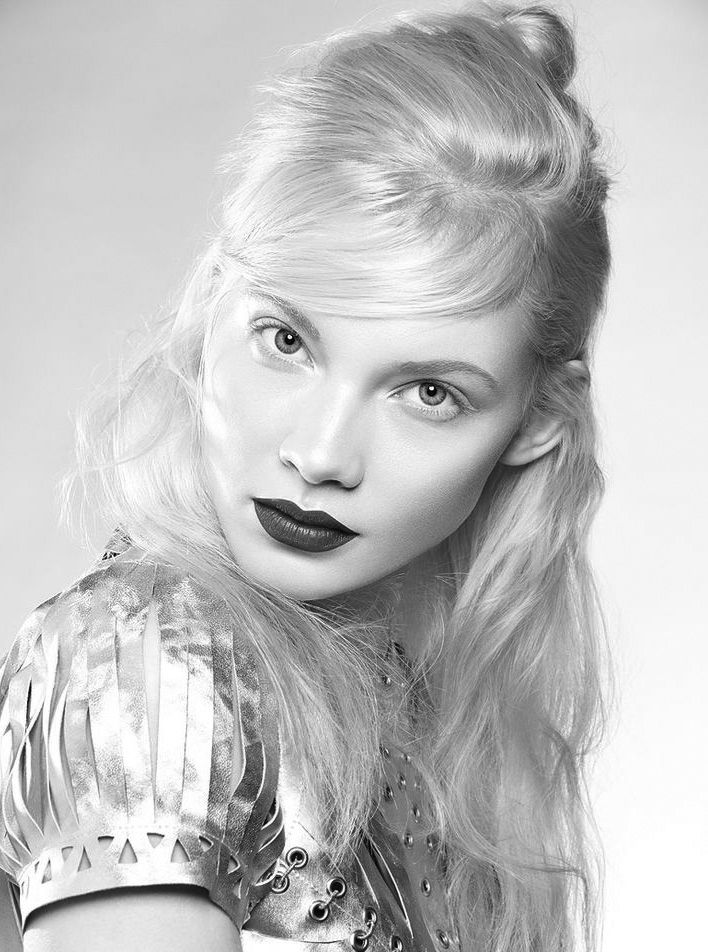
[1,1,706,949]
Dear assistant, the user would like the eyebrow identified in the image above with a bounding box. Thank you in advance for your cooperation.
[247,288,501,392]
[393,359,500,391]
[249,289,322,341]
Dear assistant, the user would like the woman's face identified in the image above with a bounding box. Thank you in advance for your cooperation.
[201,276,533,600]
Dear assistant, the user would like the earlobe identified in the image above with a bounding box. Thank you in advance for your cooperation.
[500,360,589,467]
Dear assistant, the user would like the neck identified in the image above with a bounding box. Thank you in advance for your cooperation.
[312,569,404,625]
[312,556,443,662]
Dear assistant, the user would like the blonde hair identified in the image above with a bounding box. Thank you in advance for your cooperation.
[61,3,613,950]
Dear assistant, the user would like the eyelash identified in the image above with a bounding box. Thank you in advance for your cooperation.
[248,315,476,423]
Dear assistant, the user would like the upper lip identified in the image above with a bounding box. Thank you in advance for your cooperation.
[254,497,357,534]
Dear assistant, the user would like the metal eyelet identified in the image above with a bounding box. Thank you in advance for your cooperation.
[403,832,414,848]
[272,844,309,894]
[271,873,290,893]
[426,834,436,853]
[390,936,404,952]
[380,745,391,759]
[286,846,308,868]
[308,875,349,922]
[401,752,411,763]
[309,900,330,922]
[381,674,392,686]
[349,906,378,949]
[327,876,347,899]
[437,930,450,948]
[421,878,431,895]
[383,784,395,802]
[411,803,421,821]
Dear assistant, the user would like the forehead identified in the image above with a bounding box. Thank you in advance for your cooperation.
[226,185,537,387]
[228,168,537,325]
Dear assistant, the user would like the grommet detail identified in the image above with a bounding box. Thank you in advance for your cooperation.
[309,900,330,922]
[426,834,436,853]
[421,878,431,896]
[286,847,308,868]
[381,674,392,686]
[437,930,450,948]
[328,876,347,898]
[402,752,411,763]
[272,845,309,894]
[308,876,349,921]
[390,936,404,952]
[383,784,395,802]
[397,774,407,789]
[403,832,414,848]
[411,804,421,821]
[380,745,391,759]
[350,906,377,950]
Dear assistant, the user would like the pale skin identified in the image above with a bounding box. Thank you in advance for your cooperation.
[15,276,588,952]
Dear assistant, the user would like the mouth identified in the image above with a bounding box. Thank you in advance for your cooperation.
[252,497,359,553]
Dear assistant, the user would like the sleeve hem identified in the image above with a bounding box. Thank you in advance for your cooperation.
[15,824,267,933]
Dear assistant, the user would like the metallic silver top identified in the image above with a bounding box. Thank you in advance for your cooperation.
[0,533,459,951]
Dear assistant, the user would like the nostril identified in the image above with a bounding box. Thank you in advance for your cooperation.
[277,442,364,490]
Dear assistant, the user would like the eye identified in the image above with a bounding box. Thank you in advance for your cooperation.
[249,317,310,365]
[419,383,447,407]
[396,381,474,422]
[272,326,302,355]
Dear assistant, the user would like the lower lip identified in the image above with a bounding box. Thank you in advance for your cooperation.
[253,500,357,553]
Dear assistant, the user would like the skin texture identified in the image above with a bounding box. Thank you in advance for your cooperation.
[17,301,585,952]
[200,279,574,603]
[22,283,587,952]
[22,888,242,952]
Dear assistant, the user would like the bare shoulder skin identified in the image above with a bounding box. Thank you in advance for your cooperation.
[22,887,242,952]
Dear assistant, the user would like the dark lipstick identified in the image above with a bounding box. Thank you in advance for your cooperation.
[253,497,358,552]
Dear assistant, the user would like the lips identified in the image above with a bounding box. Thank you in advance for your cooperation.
[256,498,356,533]
[253,497,358,553]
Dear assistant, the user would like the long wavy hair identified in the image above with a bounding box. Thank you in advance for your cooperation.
[61,3,613,950]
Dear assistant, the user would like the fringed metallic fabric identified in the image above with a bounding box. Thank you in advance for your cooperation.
[0,533,460,951]
[0,545,284,934]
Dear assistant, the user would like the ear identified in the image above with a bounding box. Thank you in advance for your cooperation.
[499,360,590,467]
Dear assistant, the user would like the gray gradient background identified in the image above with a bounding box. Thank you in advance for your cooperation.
[1,1,706,949]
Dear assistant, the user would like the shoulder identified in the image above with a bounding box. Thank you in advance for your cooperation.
[0,542,284,937]
[0,544,258,708]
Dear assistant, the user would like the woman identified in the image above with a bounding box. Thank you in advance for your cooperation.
[0,2,612,951]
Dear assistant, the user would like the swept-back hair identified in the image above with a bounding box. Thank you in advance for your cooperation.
[62,3,613,950]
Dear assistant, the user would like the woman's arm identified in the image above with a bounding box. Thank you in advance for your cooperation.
[1,557,283,950]
[22,887,243,952]
[0,872,23,952]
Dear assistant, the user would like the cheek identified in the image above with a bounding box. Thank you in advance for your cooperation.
[378,425,512,557]
[201,342,286,476]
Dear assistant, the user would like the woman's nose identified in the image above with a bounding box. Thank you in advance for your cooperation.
[278,385,366,489]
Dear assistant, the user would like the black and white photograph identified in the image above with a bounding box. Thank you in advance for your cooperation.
[1,2,705,951]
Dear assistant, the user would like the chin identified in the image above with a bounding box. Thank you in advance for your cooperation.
[243,562,367,602]
[232,539,397,602]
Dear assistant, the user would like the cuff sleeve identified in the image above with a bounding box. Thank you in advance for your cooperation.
[0,554,284,934]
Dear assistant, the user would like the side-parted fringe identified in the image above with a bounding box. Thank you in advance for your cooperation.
[58,4,614,950]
